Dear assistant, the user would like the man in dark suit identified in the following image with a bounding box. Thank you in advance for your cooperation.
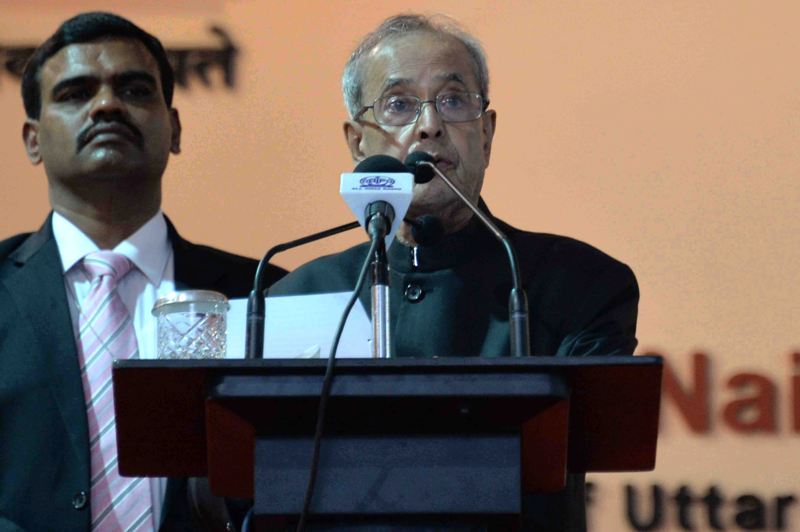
[269,14,639,531]
[0,12,285,531]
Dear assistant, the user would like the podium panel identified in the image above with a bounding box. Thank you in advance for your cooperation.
[254,434,520,515]
[113,356,661,521]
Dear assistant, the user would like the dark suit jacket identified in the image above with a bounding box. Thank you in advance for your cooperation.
[0,215,286,531]
[271,213,639,360]
[269,211,639,531]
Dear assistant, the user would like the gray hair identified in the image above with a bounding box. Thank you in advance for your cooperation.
[342,14,490,118]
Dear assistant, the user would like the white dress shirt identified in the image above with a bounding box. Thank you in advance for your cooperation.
[52,210,175,527]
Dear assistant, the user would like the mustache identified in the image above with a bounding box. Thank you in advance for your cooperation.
[76,117,144,153]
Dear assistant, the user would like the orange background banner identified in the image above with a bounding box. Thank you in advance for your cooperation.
[1,2,798,530]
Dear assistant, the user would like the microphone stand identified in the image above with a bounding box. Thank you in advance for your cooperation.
[365,202,394,359]
[245,220,361,360]
[416,161,531,357]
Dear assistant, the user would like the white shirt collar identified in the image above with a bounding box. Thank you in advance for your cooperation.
[52,211,171,285]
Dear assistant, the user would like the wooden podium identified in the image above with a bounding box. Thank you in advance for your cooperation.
[112,356,661,528]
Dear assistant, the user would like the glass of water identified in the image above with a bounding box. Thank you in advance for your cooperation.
[152,290,229,359]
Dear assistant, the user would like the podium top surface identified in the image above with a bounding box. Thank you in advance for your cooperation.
[114,355,659,372]
[112,356,662,487]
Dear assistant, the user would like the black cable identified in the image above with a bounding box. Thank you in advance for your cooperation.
[295,236,380,532]
[241,507,253,532]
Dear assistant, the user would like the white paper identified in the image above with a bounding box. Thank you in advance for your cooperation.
[227,292,372,358]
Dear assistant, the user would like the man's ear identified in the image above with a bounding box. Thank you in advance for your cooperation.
[343,120,366,163]
[22,119,43,165]
[169,108,182,154]
[482,109,497,166]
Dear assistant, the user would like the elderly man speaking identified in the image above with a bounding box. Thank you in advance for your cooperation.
[270,13,639,531]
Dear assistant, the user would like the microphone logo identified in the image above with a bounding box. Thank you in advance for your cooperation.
[359,175,397,189]
[341,156,414,246]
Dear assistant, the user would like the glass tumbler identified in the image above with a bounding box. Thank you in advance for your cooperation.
[152,290,229,359]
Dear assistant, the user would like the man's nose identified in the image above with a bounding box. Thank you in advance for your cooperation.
[89,85,125,119]
[415,100,444,139]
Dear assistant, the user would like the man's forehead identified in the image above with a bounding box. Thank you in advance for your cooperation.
[362,32,479,94]
[381,72,468,92]
[41,38,159,85]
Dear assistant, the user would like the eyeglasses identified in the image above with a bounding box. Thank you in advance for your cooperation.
[354,91,488,126]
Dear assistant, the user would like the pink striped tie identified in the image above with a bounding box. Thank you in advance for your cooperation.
[78,251,154,531]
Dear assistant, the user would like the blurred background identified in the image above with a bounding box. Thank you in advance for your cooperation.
[2,2,798,530]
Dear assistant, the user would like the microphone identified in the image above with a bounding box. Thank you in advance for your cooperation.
[340,155,414,246]
[403,151,532,357]
[340,155,415,359]
[405,151,435,184]
[244,221,361,359]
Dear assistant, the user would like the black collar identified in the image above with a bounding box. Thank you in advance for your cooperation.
[389,212,497,273]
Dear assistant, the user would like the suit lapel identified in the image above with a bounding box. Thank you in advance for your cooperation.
[2,218,90,474]
[167,218,226,290]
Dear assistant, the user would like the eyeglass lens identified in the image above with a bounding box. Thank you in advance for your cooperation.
[374,92,483,125]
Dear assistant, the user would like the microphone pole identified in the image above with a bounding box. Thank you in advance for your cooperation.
[364,201,394,359]
[343,154,414,359]
[405,152,531,357]
[245,221,361,360]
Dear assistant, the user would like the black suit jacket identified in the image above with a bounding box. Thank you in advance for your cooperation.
[269,211,639,531]
[0,215,286,531]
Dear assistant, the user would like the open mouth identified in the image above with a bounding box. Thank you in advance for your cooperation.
[427,154,454,173]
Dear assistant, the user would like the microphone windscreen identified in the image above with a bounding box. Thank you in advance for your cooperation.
[354,154,407,173]
[406,215,444,246]
[404,152,436,183]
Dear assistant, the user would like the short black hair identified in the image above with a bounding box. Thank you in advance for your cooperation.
[21,11,174,119]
